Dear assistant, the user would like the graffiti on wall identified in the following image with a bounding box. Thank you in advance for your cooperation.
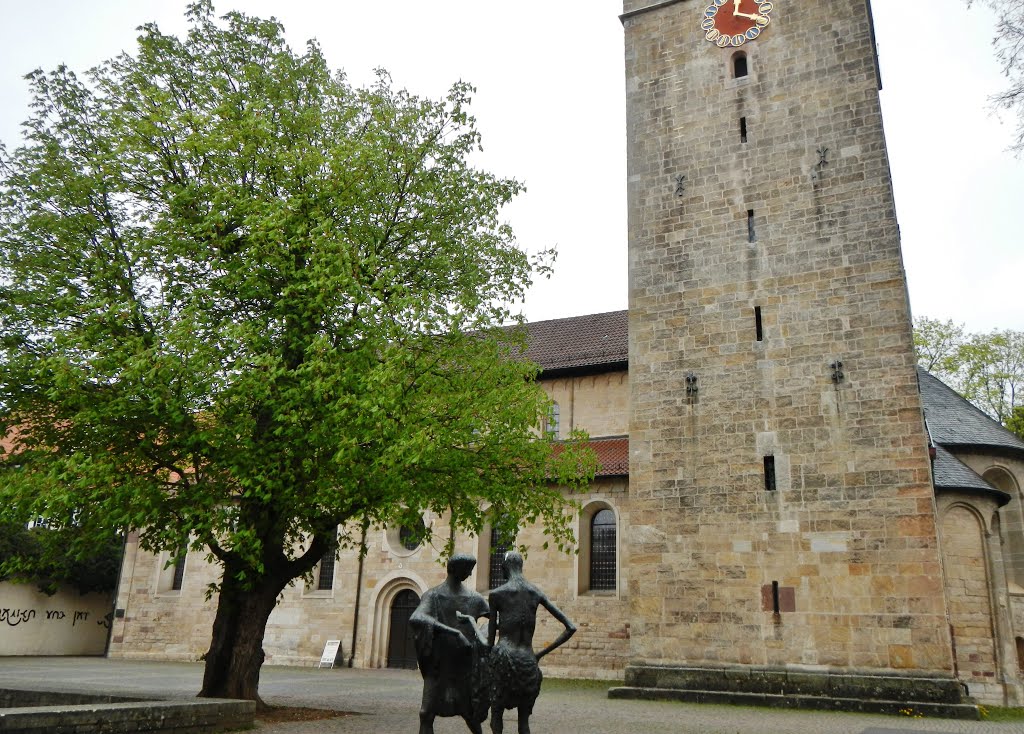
[1,607,108,630]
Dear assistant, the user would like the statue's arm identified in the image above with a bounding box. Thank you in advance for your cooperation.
[486,605,498,648]
[534,593,577,661]
[410,595,470,648]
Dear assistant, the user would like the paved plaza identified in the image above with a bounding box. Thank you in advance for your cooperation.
[1,658,1023,733]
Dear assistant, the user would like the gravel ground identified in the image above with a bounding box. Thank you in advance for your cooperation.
[1,657,1022,734]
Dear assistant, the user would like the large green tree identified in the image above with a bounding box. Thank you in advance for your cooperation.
[914,317,1024,425]
[0,3,593,702]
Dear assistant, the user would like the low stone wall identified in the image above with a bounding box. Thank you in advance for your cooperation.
[609,664,981,720]
[0,688,254,733]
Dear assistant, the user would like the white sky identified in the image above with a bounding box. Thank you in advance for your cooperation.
[1,0,1021,332]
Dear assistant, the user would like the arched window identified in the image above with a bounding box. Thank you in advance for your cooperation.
[590,509,617,591]
[733,51,749,78]
[546,402,560,439]
[399,517,426,551]
[488,525,516,590]
[985,466,1024,587]
[316,543,336,591]
[157,547,188,593]
[171,550,187,591]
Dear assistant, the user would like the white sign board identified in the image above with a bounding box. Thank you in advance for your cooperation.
[318,639,342,669]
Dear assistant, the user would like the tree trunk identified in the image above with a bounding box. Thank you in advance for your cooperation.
[198,564,287,703]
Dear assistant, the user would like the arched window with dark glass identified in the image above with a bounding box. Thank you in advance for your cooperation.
[589,509,617,591]
[317,539,337,591]
[171,550,187,591]
[733,51,749,78]
[488,526,515,590]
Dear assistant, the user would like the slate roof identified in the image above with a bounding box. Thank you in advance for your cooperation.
[931,444,1011,505]
[523,310,628,377]
[917,367,1024,456]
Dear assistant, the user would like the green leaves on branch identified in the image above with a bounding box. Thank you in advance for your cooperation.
[0,2,592,601]
[913,317,1024,426]
[0,521,122,596]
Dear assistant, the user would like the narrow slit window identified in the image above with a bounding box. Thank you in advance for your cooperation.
[740,116,748,143]
[733,52,749,78]
[771,580,781,614]
[763,455,776,492]
[754,306,763,341]
[747,210,756,243]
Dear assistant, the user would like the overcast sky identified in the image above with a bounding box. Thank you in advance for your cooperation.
[1,0,1021,332]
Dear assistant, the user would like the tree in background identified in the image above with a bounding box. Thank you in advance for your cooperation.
[1006,405,1024,439]
[968,0,1024,152]
[0,520,122,597]
[0,2,594,703]
[914,317,1024,426]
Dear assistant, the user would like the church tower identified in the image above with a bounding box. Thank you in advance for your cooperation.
[617,0,973,713]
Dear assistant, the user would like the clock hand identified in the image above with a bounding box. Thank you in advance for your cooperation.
[733,0,743,15]
[735,11,768,22]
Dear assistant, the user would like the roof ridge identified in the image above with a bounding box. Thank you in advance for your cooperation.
[917,368,1024,454]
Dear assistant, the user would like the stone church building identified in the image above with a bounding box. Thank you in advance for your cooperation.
[107,0,1024,712]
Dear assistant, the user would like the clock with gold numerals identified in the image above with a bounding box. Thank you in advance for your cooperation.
[701,0,774,48]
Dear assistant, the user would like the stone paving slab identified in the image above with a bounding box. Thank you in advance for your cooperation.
[0,658,1022,734]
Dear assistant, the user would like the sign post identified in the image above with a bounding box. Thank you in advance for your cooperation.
[318,639,342,669]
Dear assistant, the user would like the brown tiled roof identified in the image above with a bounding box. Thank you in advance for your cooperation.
[554,435,628,478]
[524,310,628,376]
[589,436,628,477]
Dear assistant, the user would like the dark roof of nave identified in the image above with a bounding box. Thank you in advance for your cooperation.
[931,444,1012,505]
[524,310,628,377]
[917,367,1024,456]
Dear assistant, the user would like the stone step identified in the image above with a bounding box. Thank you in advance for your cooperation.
[608,685,981,720]
[622,664,970,705]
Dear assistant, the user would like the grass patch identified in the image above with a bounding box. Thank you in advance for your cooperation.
[982,705,1024,722]
[541,678,617,693]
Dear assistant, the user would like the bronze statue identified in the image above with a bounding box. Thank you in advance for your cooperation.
[486,551,576,734]
[410,553,490,734]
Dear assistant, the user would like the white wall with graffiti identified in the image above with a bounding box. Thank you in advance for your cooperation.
[0,582,113,655]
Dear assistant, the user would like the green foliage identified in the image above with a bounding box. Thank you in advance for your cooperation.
[0,0,593,610]
[981,704,1024,721]
[0,520,122,596]
[1006,405,1024,439]
[913,317,1024,425]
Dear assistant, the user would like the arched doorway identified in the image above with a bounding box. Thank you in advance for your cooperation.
[386,589,420,669]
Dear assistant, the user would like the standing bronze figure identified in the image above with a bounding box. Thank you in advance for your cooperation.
[410,553,490,734]
[486,551,576,734]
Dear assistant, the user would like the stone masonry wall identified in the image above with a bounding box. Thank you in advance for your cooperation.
[543,372,630,439]
[109,365,633,677]
[940,503,1000,701]
[623,0,952,673]
[109,486,631,679]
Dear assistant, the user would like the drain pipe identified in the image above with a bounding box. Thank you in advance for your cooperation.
[347,519,369,668]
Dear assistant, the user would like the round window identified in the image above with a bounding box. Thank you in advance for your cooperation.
[399,518,426,551]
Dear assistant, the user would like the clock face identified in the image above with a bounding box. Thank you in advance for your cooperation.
[701,0,774,48]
